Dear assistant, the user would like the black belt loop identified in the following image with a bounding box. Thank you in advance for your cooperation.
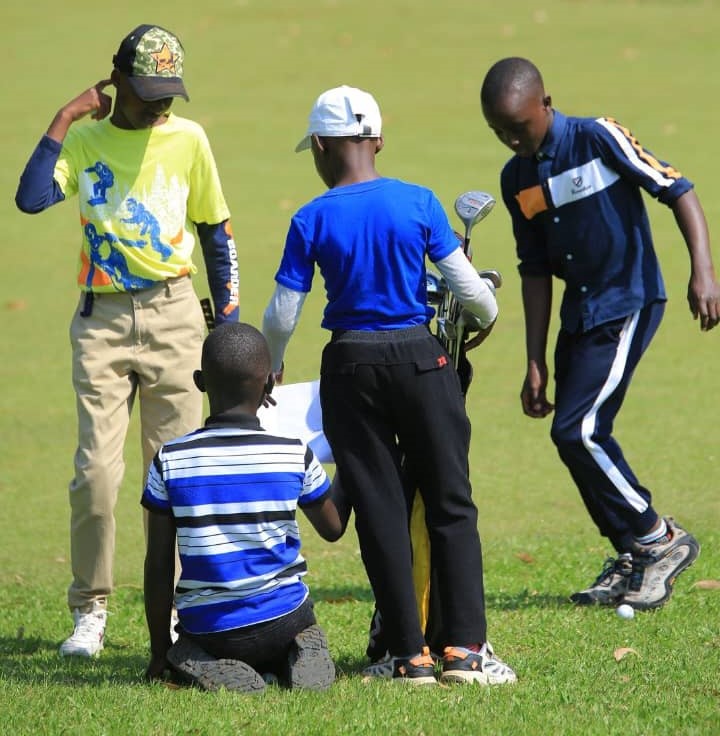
[80,292,94,318]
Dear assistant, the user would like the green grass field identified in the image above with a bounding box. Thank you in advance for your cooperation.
[2,1,719,734]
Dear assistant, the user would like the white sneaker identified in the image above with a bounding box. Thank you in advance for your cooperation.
[59,602,107,657]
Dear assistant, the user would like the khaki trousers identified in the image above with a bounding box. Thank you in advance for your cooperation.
[67,277,204,611]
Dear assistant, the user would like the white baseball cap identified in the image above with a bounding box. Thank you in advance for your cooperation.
[295,85,382,152]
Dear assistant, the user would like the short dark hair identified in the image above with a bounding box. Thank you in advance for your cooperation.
[201,322,270,402]
[481,57,544,107]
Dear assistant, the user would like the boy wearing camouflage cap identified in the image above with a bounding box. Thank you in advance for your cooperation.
[15,24,239,657]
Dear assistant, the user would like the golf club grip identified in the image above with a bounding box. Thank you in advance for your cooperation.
[200,297,215,331]
[441,293,463,370]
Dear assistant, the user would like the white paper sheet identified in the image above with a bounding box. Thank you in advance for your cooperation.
[257,379,334,463]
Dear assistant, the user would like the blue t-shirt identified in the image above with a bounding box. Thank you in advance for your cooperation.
[274,177,459,331]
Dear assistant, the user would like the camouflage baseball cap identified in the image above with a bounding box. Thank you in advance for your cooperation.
[113,24,189,102]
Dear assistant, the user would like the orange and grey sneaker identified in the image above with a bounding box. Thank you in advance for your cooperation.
[440,642,517,685]
[362,653,397,679]
[392,646,437,685]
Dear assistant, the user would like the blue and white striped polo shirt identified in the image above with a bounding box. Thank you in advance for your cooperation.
[142,410,330,634]
[500,110,693,333]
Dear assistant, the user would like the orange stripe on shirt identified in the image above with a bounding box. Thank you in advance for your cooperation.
[516,185,548,220]
[77,250,113,288]
[605,118,683,179]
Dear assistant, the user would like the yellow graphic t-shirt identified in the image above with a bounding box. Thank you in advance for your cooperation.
[54,114,230,292]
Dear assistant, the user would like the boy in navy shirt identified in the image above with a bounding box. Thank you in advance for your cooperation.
[481,57,719,610]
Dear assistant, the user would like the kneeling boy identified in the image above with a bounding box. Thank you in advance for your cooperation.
[142,322,342,692]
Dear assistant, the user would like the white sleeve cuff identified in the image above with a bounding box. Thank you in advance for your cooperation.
[434,248,498,327]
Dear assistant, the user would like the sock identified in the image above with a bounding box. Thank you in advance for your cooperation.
[455,643,484,654]
[634,518,668,546]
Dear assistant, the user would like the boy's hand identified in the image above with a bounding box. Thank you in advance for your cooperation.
[145,653,170,682]
[47,80,113,142]
[261,392,277,408]
[273,361,285,385]
[65,80,113,122]
[688,273,720,331]
[521,362,554,418]
[464,318,495,351]
[261,363,284,408]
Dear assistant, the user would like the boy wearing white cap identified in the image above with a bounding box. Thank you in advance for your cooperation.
[16,24,239,657]
[263,85,516,686]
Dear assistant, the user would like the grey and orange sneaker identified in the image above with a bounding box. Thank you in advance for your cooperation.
[392,646,437,686]
[570,554,632,606]
[362,653,396,679]
[364,650,441,679]
[440,642,516,685]
[622,517,700,611]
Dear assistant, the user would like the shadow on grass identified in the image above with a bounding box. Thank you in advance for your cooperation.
[309,585,570,676]
[312,582,569,612]
[310,583,375,604]
[485,589,570,610]
[0,586,571,685]
[0,635,147,686]
[333,653,375,677]
[0,633,377,684]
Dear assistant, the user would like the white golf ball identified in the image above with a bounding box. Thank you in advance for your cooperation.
[616,604,635,620]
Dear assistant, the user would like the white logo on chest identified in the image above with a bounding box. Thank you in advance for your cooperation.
[548,158,619,208]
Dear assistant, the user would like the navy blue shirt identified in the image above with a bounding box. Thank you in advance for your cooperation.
[500,110,693,332]
[274,177,459,331]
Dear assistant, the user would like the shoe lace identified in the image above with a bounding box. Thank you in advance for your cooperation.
[628,556,649,592]
[73,611,105,641]
[593,557,622,585]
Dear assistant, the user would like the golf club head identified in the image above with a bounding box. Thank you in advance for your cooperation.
[425,270,447,305]
[454,191,496,240]
[478,268,503,293]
